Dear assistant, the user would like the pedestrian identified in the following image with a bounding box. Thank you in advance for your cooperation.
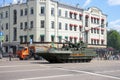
[9,51,13,61]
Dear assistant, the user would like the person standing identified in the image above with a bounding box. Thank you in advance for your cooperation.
[9,48,13,61]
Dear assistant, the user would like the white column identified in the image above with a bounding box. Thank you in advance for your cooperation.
[45,0,51,42]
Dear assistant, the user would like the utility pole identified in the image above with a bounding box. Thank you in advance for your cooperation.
[26,0,29,47]
[0,20,2,48]
[8,4,11,50]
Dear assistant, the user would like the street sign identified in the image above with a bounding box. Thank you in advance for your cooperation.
[0,32,4,41]
[0,32,3,36]
[0,36,4,41]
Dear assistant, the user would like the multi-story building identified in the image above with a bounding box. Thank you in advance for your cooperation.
[0,0,107,52]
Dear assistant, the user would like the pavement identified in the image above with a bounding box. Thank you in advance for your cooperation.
[0,58,120,80]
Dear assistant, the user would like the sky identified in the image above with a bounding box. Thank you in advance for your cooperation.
[0,0,120,31]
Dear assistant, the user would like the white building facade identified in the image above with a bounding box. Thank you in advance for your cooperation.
[0,0,107,48]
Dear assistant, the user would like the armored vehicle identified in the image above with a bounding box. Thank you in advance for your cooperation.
[36,41,97,63]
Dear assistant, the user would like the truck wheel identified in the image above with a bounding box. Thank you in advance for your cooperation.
[19,57,23,60]
[24,56,29,60]
[34,54,40,60]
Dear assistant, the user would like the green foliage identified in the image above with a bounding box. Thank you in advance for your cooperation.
[107,30,120,50]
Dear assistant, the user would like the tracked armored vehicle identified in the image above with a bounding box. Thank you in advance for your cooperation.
[36,41,97,63]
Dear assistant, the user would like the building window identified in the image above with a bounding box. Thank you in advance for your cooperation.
[51,21,54,29]
[20,36,23,43]
[51,8,54,16]
[6,35,8,41]
[101,19,104,27]
[70,26,72,31]
[97,19,99,24]
[65,11,68,17]
[70,13,72,18]
[70,37,72,42]
[94,40,96,45]
[0,13,3,19]
[79,15,82,20]
[1,25,3,30]
[97,29,99,34]
[94,29,96,34]
[13,10,17,24]
[24,22,28,29]
[101,30,104,34]
[74,38,77,43]
[51,35,54,42]
[91,28,93,33]
[94,18,96,24]
[5,11,8,18]
[85,16,88,27]
[65,23,68,30]
[74,14,77,19]
[25,8,28,15]
[97,40,99,44]
[30,35,34,42]
[20,22,23,29]
[6,23,8,30]
[58,36,62,43]
[24,35,27,43]
[91,17,93,23]
[20,9,23,16]
[41,20,45,28]
[79,26,82,32]
[65,36,68,41]
[30,7,34,14]
[74,26,77,31]
[101,40,104,45]
[41,6,45,14]
[40,35,44,42]
[59,22,62,29]
[30,21,34,28]
[13,27,17,41]
[91,39,93,44]
[58,9,61,16]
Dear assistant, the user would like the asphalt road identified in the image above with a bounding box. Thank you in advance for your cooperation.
[0,58,120,80]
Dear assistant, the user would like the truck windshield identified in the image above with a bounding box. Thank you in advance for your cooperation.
[18,47,25,50]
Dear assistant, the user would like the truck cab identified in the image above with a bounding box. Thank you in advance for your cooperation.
[16,46,29,60]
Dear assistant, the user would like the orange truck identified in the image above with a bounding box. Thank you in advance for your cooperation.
[16,46,41,60]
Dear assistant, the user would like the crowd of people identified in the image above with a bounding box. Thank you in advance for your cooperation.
[96,48,120,60]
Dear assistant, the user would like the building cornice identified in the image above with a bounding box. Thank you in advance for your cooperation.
[51,0,83,11]
[58,3,83,11]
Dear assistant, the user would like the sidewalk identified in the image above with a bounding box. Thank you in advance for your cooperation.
[0,57,19,61]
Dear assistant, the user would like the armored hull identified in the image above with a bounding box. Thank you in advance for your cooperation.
[36,48,97,63]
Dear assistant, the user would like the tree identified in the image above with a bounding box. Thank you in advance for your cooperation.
[107,30,120,50]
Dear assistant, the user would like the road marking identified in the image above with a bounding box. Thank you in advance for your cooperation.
[96,70,120,73]
[0,64,50,68]
[0,68,53,74]
[0,65,36,68]
[18,74,73,80]
[58,68,120,80]
[17,67,120,80]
